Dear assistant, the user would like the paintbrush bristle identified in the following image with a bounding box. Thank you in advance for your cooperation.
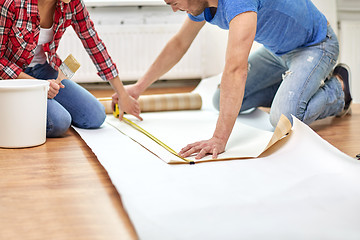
[63,54,81,73]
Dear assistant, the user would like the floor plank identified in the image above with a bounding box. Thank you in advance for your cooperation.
[309,104,360,158]
[0,129,137,240]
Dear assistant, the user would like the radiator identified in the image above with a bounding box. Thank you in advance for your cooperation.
[57,24,208,83]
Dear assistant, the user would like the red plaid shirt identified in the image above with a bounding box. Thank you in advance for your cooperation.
[0,0,118,80]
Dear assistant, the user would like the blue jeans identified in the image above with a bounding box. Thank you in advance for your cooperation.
[24,62,106,137]
[213,25,343,127]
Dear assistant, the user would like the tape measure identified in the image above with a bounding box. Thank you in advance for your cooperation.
[113,104,194,164]
[113,103,120,118]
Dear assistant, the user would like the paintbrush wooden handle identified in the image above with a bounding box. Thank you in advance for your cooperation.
[58,54,81,83]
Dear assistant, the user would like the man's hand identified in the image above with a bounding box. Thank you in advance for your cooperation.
[124,84,141,100]
[178,137,226,160]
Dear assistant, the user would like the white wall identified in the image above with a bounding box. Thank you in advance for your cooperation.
[311,0,360,103]
[338,21,360,104]
[312,0,338,33]
[58,4,227,82]
[337,0,360,103]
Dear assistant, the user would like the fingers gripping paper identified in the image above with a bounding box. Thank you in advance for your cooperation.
[106,112,292,164]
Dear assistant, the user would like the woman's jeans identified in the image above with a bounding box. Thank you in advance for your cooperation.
[24,62,106,137]
[213,25,343,127]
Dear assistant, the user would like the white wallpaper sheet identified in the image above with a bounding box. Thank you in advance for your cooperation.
[74,74,360,239]
[75,115,360,239]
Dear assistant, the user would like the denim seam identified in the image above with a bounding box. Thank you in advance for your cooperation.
[295,49,326,120]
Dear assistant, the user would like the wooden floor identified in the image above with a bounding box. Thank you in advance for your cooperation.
[1,83,359,240]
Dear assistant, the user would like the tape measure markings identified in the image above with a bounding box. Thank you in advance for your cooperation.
[122,117,194,164]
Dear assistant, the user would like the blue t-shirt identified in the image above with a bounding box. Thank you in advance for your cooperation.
[188,0,328,55]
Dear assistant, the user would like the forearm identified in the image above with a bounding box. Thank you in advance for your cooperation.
[16,71,36,79]
[136,18,205,94]
[213,67,247,143]
[135,36,189,94]
[108,76,128,99]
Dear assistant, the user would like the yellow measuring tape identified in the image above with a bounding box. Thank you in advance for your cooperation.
[114,104,194,164]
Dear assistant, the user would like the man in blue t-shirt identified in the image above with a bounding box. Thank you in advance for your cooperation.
[124,0,352,160]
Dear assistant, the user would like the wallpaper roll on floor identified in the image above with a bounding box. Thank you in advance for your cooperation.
[97,98,113,114]
[98,92,202,114]
[139,92,202,112]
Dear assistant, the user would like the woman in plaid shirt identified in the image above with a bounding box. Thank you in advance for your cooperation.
[0,0,142,137]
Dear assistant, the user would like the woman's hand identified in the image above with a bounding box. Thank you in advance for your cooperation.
[111,92,119,113]
[178,137,226,160]
[112,92,143,121]
[47,79,64,99]
[56,69,67,84]
[111,83,141,115]
[109,76,143,121]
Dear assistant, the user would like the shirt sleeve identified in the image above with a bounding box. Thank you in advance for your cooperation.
[0,1,23,79]
[70,0,118,81]
[223,0,258,24]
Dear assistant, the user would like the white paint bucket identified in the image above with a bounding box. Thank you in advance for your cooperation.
[0,79,49,148]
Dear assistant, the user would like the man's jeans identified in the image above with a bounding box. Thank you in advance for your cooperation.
[25,62,106,137]
[213,25,343,127]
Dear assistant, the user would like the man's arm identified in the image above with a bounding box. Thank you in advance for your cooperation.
[126,18,206,98]
[179,11,257,159]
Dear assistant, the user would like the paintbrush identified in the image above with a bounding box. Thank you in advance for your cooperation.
[57,54,81,83]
